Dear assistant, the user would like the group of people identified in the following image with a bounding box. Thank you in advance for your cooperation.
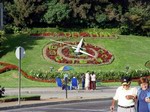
[81,71,96,90]
[60,71,96,90]
[110,76,150,112]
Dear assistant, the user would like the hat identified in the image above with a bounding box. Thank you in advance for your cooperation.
[121,76,131,85]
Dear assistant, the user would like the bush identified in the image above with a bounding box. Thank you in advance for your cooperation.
[0,30,6,51]
[119,25,130,35]
[28,69,150,82]
[29,70,61,80]
[4,25,29,34]
[0,86,5,98]
[0,95,40,102]
[4,25,21,34]
[142,20,150,36]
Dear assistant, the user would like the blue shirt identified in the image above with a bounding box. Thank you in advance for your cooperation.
[138,90,149,112]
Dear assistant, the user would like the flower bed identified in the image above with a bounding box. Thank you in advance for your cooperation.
[44,42,114,65]
[0,62,55,83]
[1,62,150,82]
[31,31,118,39]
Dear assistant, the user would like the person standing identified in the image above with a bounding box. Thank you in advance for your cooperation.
[137,77,150,112]
[81,73,85,90]
[89,72,92,90]
[85,71,90,90]
[110,76,137,112]
[90,71,96,90]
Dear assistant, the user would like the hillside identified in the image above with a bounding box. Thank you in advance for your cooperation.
[0,34,150,87]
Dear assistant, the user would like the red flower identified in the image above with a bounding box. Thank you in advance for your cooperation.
[80,32,91,37]
[57,32,65,37]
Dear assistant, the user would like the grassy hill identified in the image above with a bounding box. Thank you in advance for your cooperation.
[0,32,150,87]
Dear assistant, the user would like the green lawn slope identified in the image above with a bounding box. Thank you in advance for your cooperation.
[0,33,150,87]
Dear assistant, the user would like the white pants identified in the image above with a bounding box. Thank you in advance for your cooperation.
[85,79,89,88]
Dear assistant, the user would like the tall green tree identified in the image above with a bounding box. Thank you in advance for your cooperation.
[120,1,150,35]
[43,0,71,27]
[5,0,46,27]
[67,0,121,27]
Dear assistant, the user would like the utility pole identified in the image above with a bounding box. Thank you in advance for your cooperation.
[0,3,3,30]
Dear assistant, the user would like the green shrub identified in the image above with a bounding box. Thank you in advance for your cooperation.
[119,25,130,35]
[0,95,40,102]
[28,69,150,82]
[29,70,62,80]
[4,25,26,34]
[142,20,150,37]
[55,56,63,62]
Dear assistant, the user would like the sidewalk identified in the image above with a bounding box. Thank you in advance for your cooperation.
[0,86,116,110]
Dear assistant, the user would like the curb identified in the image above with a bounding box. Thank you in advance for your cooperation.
[0,97,112,111]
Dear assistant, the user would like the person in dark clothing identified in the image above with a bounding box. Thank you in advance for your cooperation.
[81,73,85,90]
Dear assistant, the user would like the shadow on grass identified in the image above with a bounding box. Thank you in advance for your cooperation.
[0,34,43,58]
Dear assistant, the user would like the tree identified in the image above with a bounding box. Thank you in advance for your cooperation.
[43,0,71,27]
[5,0,46,27]
[120,1,150,35]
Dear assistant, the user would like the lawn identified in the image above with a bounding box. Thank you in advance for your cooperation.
[0,30,150,87]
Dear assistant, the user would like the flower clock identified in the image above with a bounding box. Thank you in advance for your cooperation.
[43,39,114,65]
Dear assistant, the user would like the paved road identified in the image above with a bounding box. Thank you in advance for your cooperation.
[0,87,116,110]
[3,99,117,112]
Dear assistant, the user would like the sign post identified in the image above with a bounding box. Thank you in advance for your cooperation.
[64,74,68,99]
[15,46,25,105]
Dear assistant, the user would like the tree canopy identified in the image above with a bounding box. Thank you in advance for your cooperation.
[2,0,150,36]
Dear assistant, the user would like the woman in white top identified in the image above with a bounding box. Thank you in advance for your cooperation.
[90,71,96,90]
[85,71,90,90]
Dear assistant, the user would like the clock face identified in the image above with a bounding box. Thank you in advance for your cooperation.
[44,41,114,65]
